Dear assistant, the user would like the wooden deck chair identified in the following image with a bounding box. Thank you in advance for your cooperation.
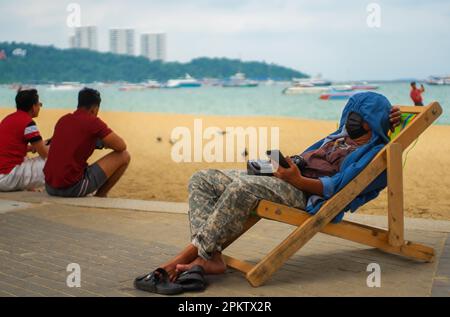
[222,102,443,287]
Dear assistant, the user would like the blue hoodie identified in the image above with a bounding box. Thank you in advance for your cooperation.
[303,92,392,223]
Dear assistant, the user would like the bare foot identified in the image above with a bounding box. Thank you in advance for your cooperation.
[176,253,226,275]
[159,244,199,281]
[161,264,178,282]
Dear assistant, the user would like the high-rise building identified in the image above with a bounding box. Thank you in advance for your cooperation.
[110,29,135,56]
[69,36,76,49]
[140,33,167,61]
[69,26,98,51]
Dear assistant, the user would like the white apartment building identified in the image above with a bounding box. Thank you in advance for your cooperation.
[110,29,135,55]
[69,26,98,51]
[140,33,167,61]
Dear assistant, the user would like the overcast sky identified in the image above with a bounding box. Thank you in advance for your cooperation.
[1,0,449,80]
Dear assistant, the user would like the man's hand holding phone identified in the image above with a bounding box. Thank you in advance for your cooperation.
[273,156,303,187]
[267,149,324,195]
[267,150,303,187]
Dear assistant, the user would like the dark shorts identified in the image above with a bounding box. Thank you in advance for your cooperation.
[414,101,424,106]
[46,163,107,198]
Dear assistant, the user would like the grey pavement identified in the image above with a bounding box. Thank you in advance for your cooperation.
[0,192,449,297]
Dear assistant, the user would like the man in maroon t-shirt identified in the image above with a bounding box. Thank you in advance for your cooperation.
[0,89,49,191]
[44,88,130,198]
[410,82,425,106]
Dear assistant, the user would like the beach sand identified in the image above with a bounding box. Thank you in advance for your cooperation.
[2,107,450,221]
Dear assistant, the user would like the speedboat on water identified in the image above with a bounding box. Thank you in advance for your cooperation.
[329,85,353,92]
[283,77,333,95]
[165,74,202,88]
[283,86,329,95]
[351,82,379,90]
[292,76,332,87]
[283,84,351,95]
[426,76,450,85]
[222,73,258,88]
[319,92,356,100]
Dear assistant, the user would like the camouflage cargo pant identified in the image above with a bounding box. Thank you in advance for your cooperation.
[188,169,307,260]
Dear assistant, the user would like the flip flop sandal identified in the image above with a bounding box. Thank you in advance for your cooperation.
[175,265,207,292]
[134,268,184,295]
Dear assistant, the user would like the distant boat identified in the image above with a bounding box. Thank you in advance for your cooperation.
[48,82,81,91]
[222,73,258,88]
[119,81,162,91]
[283,76,333,95]
[292,76,332,87]
[283,84,352,95]
[283,86,329,95]
[351,82,379,90]
[329,85,353,92]
[165,74,202,88]
[320,92,355,100]
[145,80,162,89]
[426,76,450,85]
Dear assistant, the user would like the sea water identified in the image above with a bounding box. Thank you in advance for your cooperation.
[0,82,449,124]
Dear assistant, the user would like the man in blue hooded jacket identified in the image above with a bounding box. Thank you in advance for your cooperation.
[137,92,401,290]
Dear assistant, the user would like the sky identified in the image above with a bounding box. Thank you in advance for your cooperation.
[0,0,449,81]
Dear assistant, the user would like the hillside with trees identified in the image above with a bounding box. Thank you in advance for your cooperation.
[0,42,308,84]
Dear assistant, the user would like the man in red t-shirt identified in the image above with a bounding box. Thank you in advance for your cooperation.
[410,82,425,106]
[0,89,49,191]
[44,88,130,198]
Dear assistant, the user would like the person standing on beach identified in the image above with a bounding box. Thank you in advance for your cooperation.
[410,82,425,106]
[44,88,130,198]
[0,89,49,192]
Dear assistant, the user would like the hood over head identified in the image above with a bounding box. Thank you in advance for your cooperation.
[339,92,392,144]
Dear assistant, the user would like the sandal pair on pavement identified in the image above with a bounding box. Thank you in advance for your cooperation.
[134,266,207,295]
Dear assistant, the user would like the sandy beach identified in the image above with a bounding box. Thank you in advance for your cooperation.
[1,107,450,221]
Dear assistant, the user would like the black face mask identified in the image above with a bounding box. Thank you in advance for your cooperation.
[345,112,368,139]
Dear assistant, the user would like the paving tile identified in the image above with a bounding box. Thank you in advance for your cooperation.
[0,203,446,297]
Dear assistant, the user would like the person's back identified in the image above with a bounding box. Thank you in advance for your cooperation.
[44,109,111,188]
[44,87,130,198]
[0,111,39,174]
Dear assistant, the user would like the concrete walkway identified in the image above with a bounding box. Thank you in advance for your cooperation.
[0,191,449,297]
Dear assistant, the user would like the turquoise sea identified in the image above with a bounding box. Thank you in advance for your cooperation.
[1,83,449,124]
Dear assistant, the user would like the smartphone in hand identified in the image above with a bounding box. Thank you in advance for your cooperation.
[266,150,290,169]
